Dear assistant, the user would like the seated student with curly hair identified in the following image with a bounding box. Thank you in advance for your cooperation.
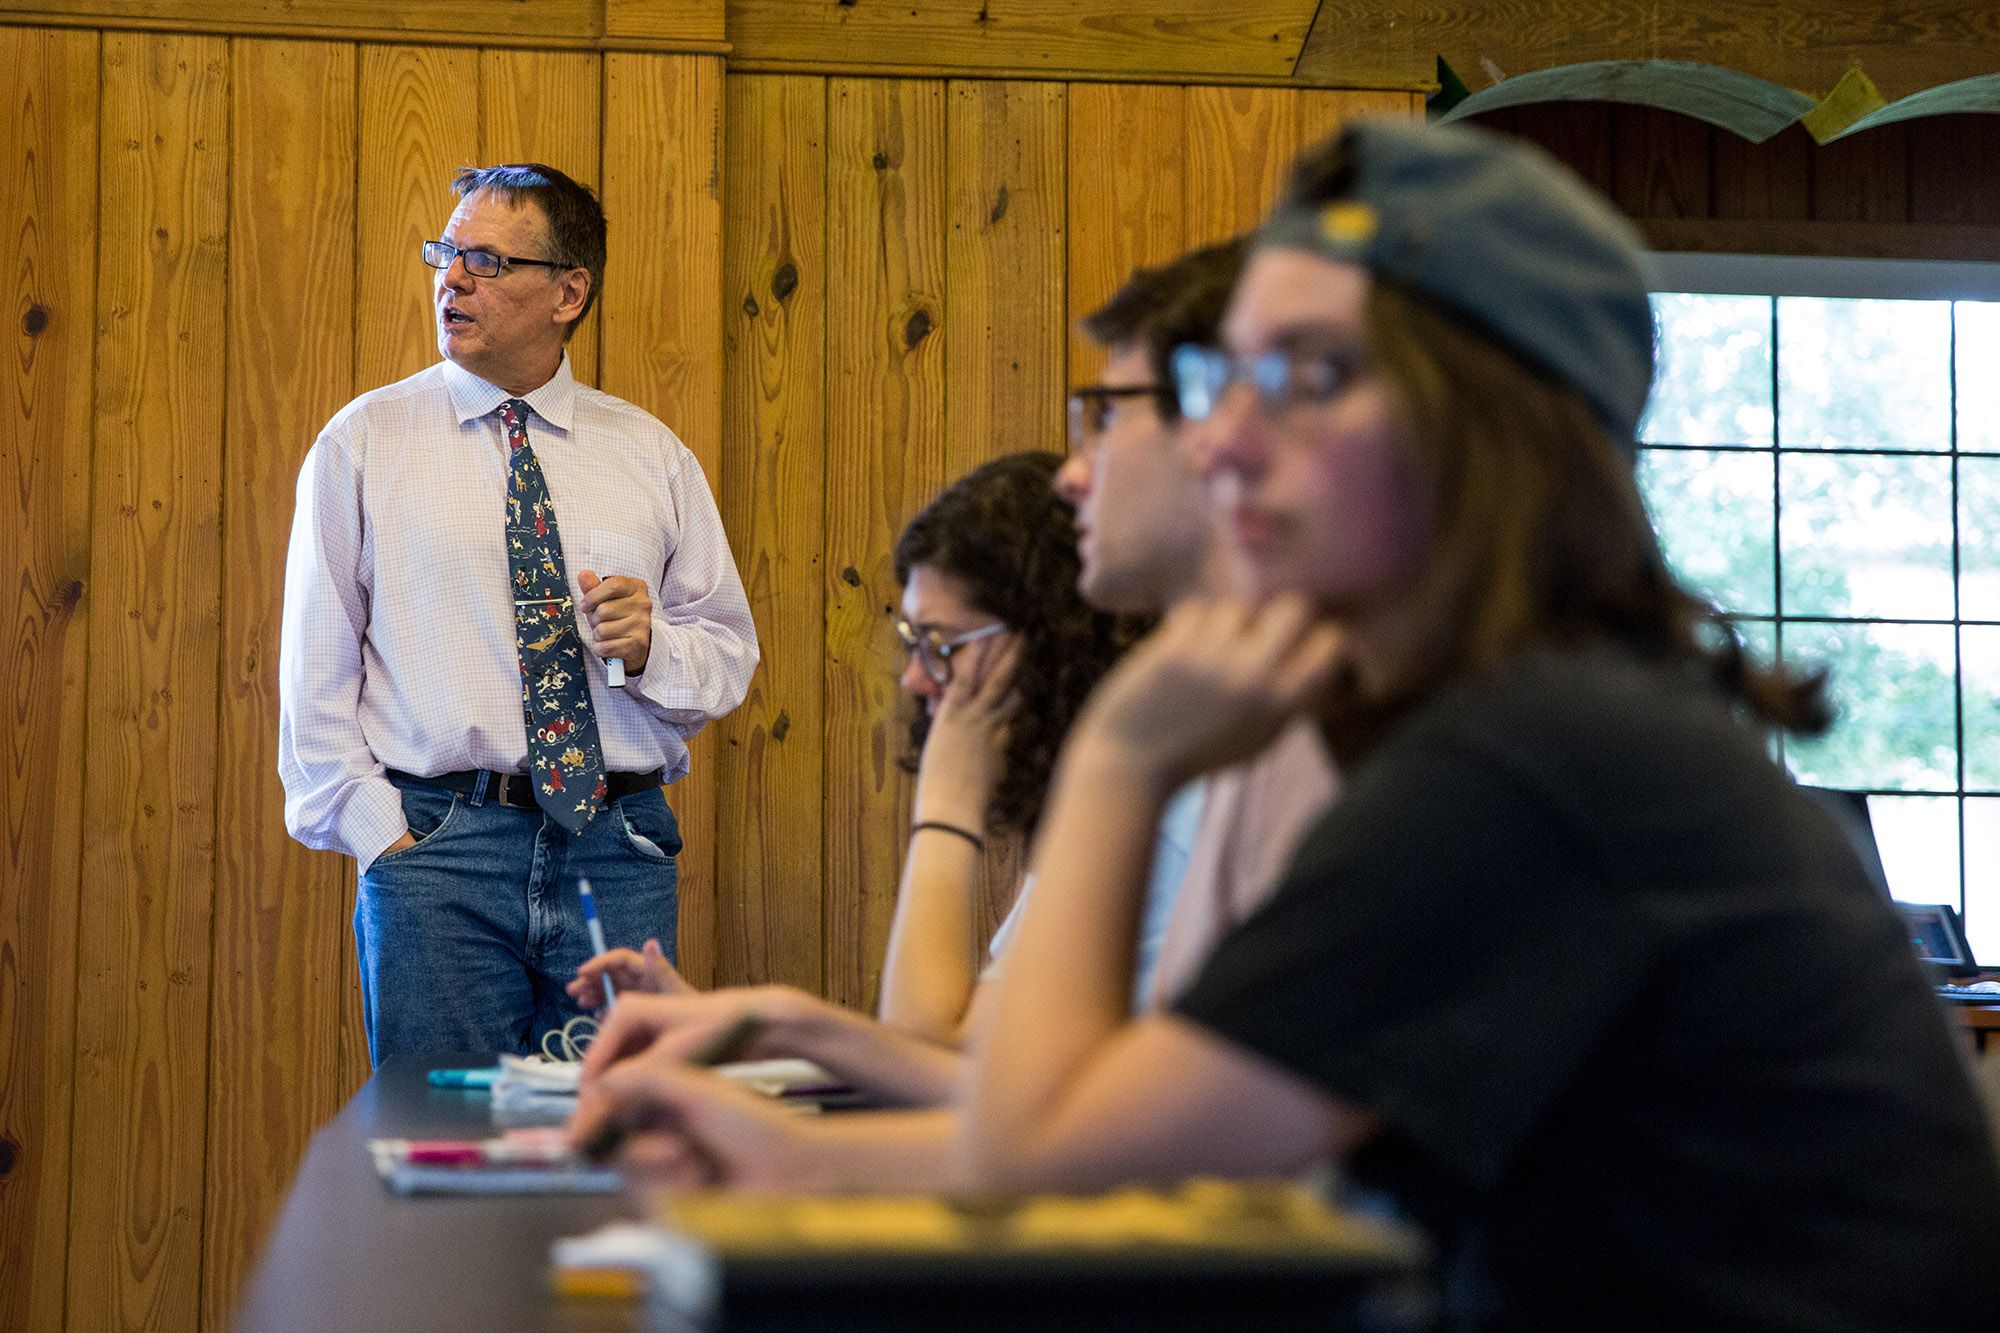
[564,452,1143,1117]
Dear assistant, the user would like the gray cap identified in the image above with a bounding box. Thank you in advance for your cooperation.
[1256,118,1657,446]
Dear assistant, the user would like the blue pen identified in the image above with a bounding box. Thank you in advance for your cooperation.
[578,878,615,1011]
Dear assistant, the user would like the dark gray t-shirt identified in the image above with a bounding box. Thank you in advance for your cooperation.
[1177,647,2000,1331]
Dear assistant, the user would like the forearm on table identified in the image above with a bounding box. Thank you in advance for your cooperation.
[770,994,965,1107]
[784,1108,961,1193]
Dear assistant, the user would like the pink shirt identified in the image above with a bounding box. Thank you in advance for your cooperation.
[1145,719,1341,1008]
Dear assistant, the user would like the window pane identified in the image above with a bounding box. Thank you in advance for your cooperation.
[1864,794,1961,907]
[1642,294,1774,447]
[1779,453,1954,620]
[1962,626,2000,790]
[1960,457,2000,622]
[1965,798,2000,962]
[1783,622,1956,790]
[1957,300,2000,455]
[1638,449,1775,615]
[1777,297,1952,451]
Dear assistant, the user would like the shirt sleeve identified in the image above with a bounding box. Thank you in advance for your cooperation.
[1174,724,1658,1192]
[276,424,406,867]
[630,448,759,729]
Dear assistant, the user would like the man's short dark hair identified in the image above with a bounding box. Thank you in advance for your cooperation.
[1079,236,1248,416]
[452,162,606,341]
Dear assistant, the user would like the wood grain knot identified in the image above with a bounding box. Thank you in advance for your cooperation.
[771,710,791,742]
[872,152,889,170]
[988,184,1010,225]
[23,305,50,337]
[743,293,760,318]
[840,566,862,587]
[771,262,799,303]
[0,1137,16,1178]
[903,308,934,348]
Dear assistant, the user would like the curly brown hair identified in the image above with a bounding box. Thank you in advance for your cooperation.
[894,452,1145,836]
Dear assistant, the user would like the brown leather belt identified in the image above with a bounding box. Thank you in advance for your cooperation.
[387,768,662,812]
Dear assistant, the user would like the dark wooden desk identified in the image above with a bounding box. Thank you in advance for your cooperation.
[235,1054,640,1333]
[241,1058,1429,1333]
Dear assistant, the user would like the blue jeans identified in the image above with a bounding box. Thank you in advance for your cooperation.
[355,773,681,1066]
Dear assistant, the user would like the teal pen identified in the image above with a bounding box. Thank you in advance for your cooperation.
[578,879,615,1010]
[428,1067,499,1089]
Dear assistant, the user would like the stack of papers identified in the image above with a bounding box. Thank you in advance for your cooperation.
[491,1053,585,1121]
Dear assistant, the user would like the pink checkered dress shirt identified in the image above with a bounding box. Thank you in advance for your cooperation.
[278,356,758,867]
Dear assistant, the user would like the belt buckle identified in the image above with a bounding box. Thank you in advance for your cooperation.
[502,771,536,809]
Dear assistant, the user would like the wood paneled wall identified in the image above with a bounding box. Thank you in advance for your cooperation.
[1474,103,2000,263]
[2,19,1417,1327]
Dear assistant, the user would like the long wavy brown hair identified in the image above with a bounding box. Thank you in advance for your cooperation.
[893,452,1146,836]
[1312,278,1831,765]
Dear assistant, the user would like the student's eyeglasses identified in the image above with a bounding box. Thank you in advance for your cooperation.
[1169,343,1369,423]
[895,618,1008,685]
[421,240,571,279]
[1066,384,1172,450]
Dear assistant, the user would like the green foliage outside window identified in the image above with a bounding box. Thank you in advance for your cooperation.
[1637,292,2000,957]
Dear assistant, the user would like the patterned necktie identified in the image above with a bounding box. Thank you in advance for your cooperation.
[497,398,606,831]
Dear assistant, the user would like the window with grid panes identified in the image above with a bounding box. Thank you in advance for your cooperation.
[1639,282,2000,965]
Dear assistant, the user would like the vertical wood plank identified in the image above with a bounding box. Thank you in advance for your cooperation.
[200,37,357,1333]
[1909,116,2000,227]
[478,47,603,387]
[599,52,726,986]
[1064,82,1183,388]
[1713,122,1813,223]
[944,79,1065,476]
[1610,105,1713,221]
[355,43,478,391]
[944,77,1065,944]
[823,77,948,1011]
[68,30,229,1332]
[1811,123,1911,225]
[1295,87,1423,148]
[0,25,96,1333]
[715,73,827,992]
[1479,103,1618,202]
[1183,85,1299,247]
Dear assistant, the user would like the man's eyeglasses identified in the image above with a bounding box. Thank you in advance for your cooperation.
[895,618,1007,685]
[1169,344,1368,423]
[1067,384,1171,449]
[422,240,572,279]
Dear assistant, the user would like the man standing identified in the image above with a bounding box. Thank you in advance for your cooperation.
[279,163,757,1064]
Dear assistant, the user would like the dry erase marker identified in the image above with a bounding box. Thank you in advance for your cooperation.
[578,879,615,1010]
[398,1136,574,1166]
[428,1067,499,1089]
